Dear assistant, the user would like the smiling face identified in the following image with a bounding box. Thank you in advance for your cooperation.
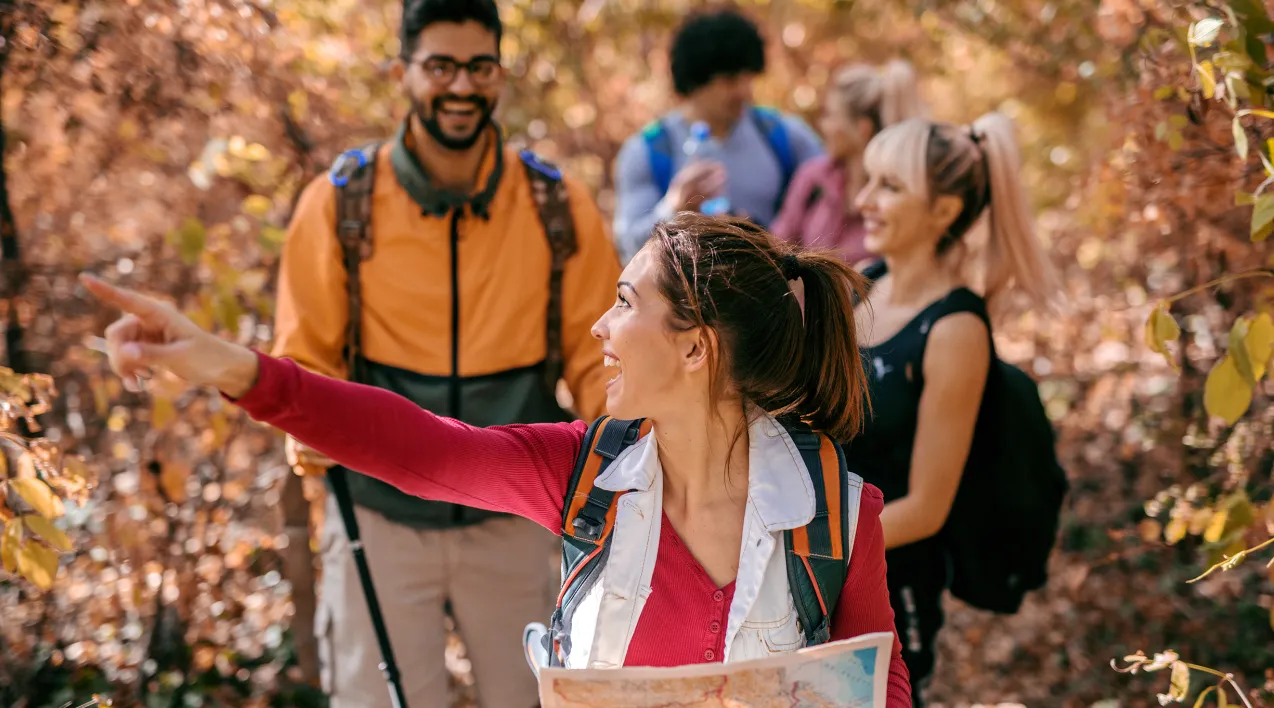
[589,248,710,420]
[398,20,504,151]
[856,120,964,259]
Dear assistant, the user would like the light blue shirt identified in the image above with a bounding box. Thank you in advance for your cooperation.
[612,107,824,264]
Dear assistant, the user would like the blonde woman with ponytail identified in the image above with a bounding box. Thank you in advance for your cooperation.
[843,113,1060,706]
[772,59,924,265]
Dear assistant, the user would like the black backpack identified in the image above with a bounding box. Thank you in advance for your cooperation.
[534,415,864,668]
[861,261,1068,614]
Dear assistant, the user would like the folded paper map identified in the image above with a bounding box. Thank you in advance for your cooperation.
[536,631,892,708]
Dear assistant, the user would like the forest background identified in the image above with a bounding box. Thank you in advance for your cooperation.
[0,0,1272,707]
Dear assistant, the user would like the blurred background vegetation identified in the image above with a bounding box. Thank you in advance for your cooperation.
[0,0,1271,706]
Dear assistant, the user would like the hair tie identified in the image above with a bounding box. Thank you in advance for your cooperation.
[968,126,983,144]
[780,254,801,280]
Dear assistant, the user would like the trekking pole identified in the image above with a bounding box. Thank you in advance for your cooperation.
[326,465,408,708]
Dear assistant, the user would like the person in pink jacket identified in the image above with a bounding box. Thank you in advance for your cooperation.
[771,60,924,266]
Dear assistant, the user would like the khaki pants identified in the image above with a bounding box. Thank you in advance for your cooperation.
[318,495,557,708]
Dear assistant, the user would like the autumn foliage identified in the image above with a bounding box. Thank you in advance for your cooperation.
[0,0,1272,707]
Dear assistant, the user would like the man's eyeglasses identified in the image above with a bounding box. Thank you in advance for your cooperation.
[417,55,502,87]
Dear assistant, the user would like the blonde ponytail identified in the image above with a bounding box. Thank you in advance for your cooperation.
[970,112,1062,310]
[877,59,924,127]
[831,59,925,134]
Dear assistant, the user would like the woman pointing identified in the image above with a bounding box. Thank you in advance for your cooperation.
[82,212,912,706]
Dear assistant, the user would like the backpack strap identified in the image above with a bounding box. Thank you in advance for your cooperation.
[641,119,676,198]
[519,149,579,393]
[780,419,863,646]
[748,106,797,216]
[328,142,381,383]
[548,416,651,666]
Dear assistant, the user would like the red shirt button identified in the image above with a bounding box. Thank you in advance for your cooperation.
[712,590,724,602]
[703,649,716,661]
[709,620,721,633]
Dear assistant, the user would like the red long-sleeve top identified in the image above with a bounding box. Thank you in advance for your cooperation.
[234,353,911,706]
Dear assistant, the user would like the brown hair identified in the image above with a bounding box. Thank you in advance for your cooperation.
[829,59,924,134]
[862,113,1062,309]
[648,213,870,441]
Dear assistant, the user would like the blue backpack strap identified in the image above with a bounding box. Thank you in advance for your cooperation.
[749,106,797,215]
[780,418,861,646]
[547,416,650,666]
[641,119,675,197]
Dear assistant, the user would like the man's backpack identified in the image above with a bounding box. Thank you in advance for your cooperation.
[860,261,1068,614]
[535,415,863,668]
[326,141,577,390]
[642,106,797,216]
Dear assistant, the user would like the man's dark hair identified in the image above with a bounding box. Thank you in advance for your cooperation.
[400,0,502,60]
[669,8,766,97]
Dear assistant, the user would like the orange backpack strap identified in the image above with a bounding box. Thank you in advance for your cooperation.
[781,419,863,646]
[544,416,651,667]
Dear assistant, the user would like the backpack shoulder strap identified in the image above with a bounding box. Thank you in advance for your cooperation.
[328,142,381,383]
[641,119,675,198]
[780,418,863,646]
[549,416,651,666]
[519,149,579,392]
[749,106,797,214]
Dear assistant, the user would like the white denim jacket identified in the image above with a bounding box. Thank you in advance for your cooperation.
[558,410,864,669]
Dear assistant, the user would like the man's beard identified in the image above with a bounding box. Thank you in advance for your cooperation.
[413,94,496,152]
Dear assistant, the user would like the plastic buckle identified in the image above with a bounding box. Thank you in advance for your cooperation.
[329,148,370,187]
[571,514,604,541]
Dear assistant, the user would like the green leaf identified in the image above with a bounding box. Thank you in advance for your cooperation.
[1189,18,1225,47]
[1246,312,1274,380]
[1236,191,1256,206]
[1234,116,1249,160]
[1229,318,1256,385]
[1204,355,1254,424]
[22,515,71,552]
[1154,85,1176,101]
[1252,194,1274,241]
[1168,131,1184,151]
[169,218,206,265]
[1169,114,1188,129]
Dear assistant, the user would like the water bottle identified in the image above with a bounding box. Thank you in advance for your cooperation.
[683,121,731,216]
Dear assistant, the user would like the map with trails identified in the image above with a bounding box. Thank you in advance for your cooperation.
[537,631,891,708]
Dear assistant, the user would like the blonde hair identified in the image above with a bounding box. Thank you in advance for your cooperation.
[862,113,1062,310]
[829,59,924,133]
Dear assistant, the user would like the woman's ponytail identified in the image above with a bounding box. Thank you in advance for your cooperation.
[878,59,924,127]
[970,112,1062,310]
[789,251,872,441]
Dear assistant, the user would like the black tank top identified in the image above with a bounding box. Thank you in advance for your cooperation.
[843,262,992,572]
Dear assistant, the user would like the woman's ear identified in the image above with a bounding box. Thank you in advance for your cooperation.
[681,326,716,374]
[390,58,406,83]
[931,194,965,234]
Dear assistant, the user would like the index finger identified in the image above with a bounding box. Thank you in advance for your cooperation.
[79,274,166,321]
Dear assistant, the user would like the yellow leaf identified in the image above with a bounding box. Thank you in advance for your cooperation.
[1234,116,1249,160]
[1193,686,1216,708]
[1220,685,1230,707]
[9,478,65,519]
[1145,304,1182,370]
[243,143,270,161]
[1203,355,1253,425]
[1168,661,1190,702]
[1,518,21,573]
[1246,312,1274,381]
[151,395,176,431]
[1164,517,1188,545]
[1139,518,1163,543]
[1198,61,1217,98]
[238,269,269,296]
[159,461,190,504]
[241,194,272,218]
[1188,507,1213,536]
[22,515,71,552]
[1204,506,1230,543]
[16,541,59,589]
[1228,318,1256,385]
[211,412,230,448]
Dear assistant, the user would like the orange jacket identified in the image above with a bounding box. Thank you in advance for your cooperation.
[271,134,619,424]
